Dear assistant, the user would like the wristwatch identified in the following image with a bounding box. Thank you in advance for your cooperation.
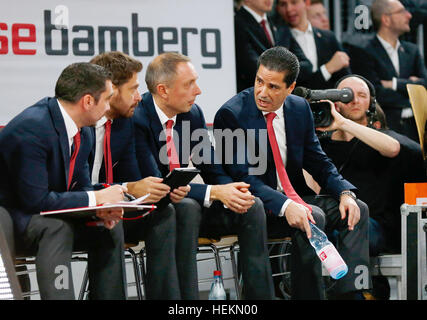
[340,190,357,201]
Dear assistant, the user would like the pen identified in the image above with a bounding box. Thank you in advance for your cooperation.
[102,183,135,201]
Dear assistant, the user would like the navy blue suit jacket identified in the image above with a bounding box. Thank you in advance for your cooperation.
[349,35,427,110]
[213,87,355,216]
[0,98,94,233]
[89,117,142,184]
[132,92,233,206]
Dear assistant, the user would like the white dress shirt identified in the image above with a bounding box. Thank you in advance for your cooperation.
[91,116,108,184]
[91,117,130,189]
[57,100,96,206]
[376,34,400,90]
[153,98,212,208]
[376,35,412,118]
[291,23,331,81]
[263,104,293,216]
[243,5,275,45]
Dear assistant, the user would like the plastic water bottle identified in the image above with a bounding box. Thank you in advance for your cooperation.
[208,270,226,300]
[309,222,348,279]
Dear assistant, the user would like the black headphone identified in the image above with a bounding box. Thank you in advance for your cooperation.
[335,74,377,122]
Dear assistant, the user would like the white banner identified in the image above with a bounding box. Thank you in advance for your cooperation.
[0,0,236,125]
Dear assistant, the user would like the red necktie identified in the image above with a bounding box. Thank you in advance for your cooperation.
[265,112,312,213]
[103,119,113,184]
[68,132,81,190]
[165,120,180,172]
[260,19,273,46]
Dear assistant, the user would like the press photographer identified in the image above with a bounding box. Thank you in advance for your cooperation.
[307,74,406,259]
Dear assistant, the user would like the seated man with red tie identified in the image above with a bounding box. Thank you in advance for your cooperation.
[214,46,371,299]
[0,62,127,299]
[133,52,275,300]
[89,51,186,299]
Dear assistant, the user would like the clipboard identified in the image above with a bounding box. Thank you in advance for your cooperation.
[155,167,201,210]
[40,203,156,220]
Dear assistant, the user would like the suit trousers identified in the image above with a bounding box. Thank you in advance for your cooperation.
[174,197,274,300]
[22,215,127,300]
[123,203,180,299]
[267,195,370,299]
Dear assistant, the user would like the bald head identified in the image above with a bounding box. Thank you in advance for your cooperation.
[337,76,369,93]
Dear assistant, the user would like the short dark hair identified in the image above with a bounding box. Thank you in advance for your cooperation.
[145,52,191,94]
[257,46,300,86]
[90,51,142,86]
[55,62,112,103]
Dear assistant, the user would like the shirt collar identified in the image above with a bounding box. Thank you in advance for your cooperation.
[95,116,109,129]
[152,97,177,127]
[57,99,79,140]
[262,103,285,120]
[291,22,313,37]
[376,34,401,52]
[243,5,268,24]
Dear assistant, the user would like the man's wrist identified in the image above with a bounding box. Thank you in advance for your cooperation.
[340,190,357,201]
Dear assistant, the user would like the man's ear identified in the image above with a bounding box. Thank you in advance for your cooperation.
[288,81,296,92]
[81,94,95,111]
[156,83,168,99]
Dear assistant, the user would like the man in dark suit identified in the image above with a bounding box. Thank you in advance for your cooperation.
[349,0,427,142]
[235,0,277,92]
[133,52,274,300]
[214,47,370,299]
[235,0,312,93]
[89,52,185,299]
[0,63,127,299]
[275,0,351,89]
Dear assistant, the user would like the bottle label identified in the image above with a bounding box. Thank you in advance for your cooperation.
[318,244,345,273]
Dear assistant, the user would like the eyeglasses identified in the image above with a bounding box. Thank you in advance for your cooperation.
[386,8,409,15]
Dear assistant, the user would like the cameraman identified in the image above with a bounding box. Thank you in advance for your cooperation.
[315,74,401,257]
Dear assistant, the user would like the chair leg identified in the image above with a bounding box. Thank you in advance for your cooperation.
[78,265,89,300]
[126,248,143,300]
[209,244,223,273]
[229,242,242,300]
[138,248,147,300]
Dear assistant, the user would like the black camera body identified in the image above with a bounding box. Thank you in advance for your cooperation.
[309,101,334,128]
[293,86,354,127]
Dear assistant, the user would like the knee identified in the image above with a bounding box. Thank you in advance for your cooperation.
[356,199,369,224]
[310,206,326,230]
[43,218,73,239]
[173,198,202,227]
[157,203,177,224]
[245,197,266,224]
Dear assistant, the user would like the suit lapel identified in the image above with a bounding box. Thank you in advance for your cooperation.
[373,37,398,77]
[398,44,409,77]
[240,7,272,49]
[283,99,298,176]
[48,98,71,188]
[313,28,325,68]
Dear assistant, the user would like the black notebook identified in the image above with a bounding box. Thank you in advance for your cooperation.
[155,167,201,210]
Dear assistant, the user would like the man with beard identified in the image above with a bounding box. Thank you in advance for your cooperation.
[90,52,189,299]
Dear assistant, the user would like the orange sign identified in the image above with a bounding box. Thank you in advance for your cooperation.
[404,182,427,205]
